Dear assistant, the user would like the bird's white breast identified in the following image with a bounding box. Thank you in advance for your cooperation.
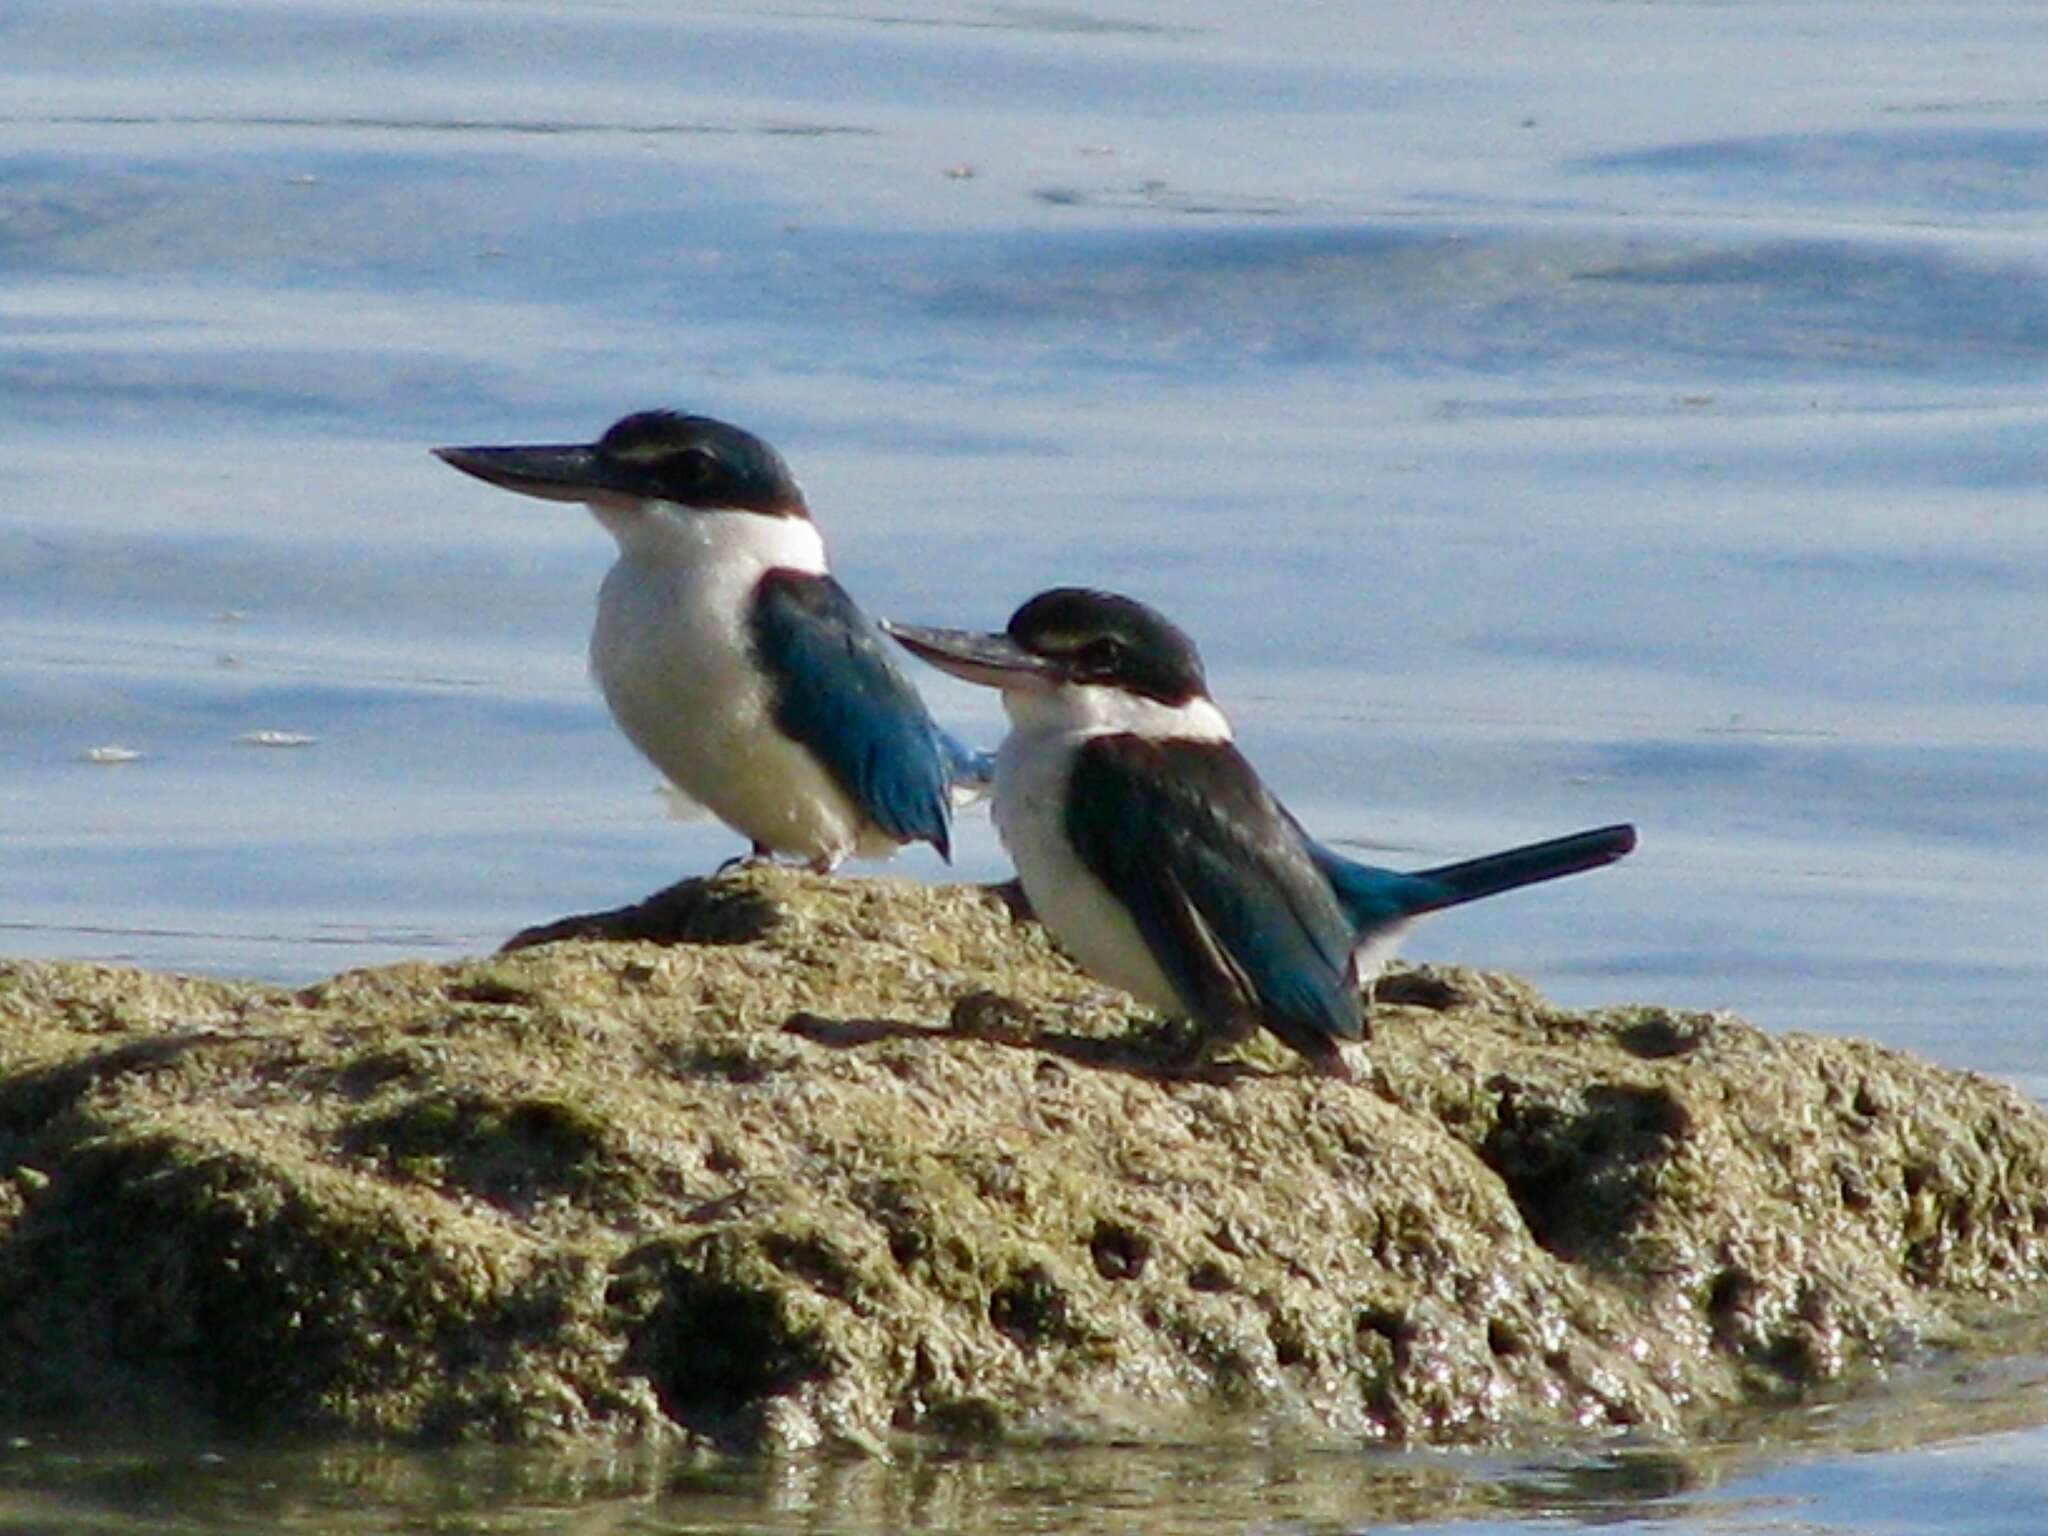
[992,684,1232,1016]
[588,506,889,862]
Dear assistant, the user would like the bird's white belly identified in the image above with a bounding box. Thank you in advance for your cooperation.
[590,555,884,863]
[993,731,1186,1016]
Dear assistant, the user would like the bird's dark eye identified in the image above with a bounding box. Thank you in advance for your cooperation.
[671,447,718,486]
[1077,635,1123,671]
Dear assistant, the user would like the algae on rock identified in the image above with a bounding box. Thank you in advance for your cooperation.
[1,868,2044,1450]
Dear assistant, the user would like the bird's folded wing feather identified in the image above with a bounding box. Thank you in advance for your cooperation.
[750,570,953,858]
[1064,736,1363,1045]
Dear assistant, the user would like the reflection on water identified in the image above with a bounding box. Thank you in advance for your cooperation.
[4,1345,2048,1534]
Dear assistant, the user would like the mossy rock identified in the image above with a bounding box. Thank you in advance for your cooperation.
[1,867,2045,1451]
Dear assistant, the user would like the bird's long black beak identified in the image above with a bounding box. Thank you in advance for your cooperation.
[883,621,1063,691]
[432,443,619,504]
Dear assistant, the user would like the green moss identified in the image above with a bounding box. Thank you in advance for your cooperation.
[608,1233,830,1445]
[988,1262,1080,1349]
[342,1090,633,1212]
[670,1038,793,1082]
[1478,1080,1689,1265]
[0,1131,505,1433]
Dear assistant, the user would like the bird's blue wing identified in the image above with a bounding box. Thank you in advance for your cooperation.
[1065,737,1363,1061]
[749,570,952,859]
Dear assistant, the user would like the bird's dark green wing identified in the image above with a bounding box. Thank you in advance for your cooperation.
[1064,735,1363,1066]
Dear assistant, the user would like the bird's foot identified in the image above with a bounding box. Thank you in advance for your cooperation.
[1134,1016,1235,1076]
[1142,1015,1353,1082]
[714,845,847,877]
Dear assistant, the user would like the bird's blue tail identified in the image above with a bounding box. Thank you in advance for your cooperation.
[1311,824,1636,935]
[1405,823,1636,912]
[938,729,997,804]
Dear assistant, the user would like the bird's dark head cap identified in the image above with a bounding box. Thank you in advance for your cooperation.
[592,410,808,517]
[1006,588,1210,706]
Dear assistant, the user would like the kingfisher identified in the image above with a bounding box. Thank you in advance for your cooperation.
[434,409,971,872]
[887,588,1636,1078]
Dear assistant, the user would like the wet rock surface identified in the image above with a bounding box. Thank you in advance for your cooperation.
[1,868,2044,1452]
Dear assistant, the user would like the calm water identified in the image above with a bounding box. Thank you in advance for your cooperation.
[5,0,2048,1528]
[5,1346,2048,1534]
